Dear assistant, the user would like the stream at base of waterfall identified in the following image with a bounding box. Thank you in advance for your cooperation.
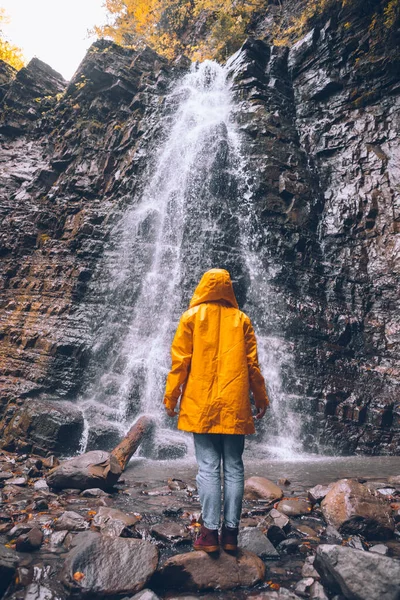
[77,60,305,461]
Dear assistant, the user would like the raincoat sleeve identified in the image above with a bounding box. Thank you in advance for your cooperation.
[163,313,193,411]
[244,317,269,409]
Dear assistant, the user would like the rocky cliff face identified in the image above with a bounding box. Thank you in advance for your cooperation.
[0,8,399,454]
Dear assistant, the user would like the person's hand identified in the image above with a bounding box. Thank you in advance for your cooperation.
[255,404,267,420]
[166,408,178,417]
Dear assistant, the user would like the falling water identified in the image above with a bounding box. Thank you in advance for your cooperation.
[78,60,305,459]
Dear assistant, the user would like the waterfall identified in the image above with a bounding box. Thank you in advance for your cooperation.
[78,60,304,459]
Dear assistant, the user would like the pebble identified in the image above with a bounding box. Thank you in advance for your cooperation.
[370,543,389,555]
[15,527,43,552]
[33,479,49,491]
[295,577,315,596]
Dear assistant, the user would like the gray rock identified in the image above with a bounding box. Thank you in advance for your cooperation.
[92,506,139,537]
[23,582,67,600]
[302,555,320,579]
[33,479,49,492]
[6,477,27,486]
[1,400,84,455]
[54,510,88,531]
[295,578,315,597]
[80,488,109,497]
[49,530,68,547]
[370,544,388,555]
[309,581,329,600]
[150,521,191,543]
[154,548,265,591]
[238,527,279,559]
[46,450,121,491]
[315,544,400,600]
[0,544,18,598]
[269,508,290,531]
[308,484,333,504]
[131,591,160,600]
[62,532,158,596]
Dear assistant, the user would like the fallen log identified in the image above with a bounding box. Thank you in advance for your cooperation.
[111,415,154,470]
[46,416,154,491]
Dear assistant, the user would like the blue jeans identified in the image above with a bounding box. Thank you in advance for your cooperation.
[193,433,245,530]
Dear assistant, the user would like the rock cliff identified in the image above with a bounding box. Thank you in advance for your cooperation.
[0,6,399,454]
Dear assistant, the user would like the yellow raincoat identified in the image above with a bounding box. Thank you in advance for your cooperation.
[163,269,269,434]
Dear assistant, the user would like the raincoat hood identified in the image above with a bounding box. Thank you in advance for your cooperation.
[189,269,239,309]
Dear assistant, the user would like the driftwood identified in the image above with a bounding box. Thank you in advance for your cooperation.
[46,416,154,491]
[111,415,154,470]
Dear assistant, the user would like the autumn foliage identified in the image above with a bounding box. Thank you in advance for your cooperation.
[0,8,26,70]
[95,0,400,61]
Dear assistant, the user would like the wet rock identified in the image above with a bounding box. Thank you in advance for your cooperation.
[388,476,400,486]
[302,555,320,579]
[1,400,84,455]
[15,527,43,552]
[308,484,333,504]
[238,527,279,558]
[276,498,312,517]
[309,581,329,600]
[7,523,32,539]
[80,488,109,497]
[46,450,122,491]
[33,479,49,492]
[345,535,368,551]
[130,591,160,600]
[54,510,88,531]
[22,582,67,600]
[295,577,314,597]
[315,544,400,600]
[277,538,302,554]
[268,508,290,531]
[167,478,188,491]
[62,531,158,596]
[92,506,139,537]
[49,530,68,547]
[0,471,13,481]
[244,477,284,502]
[266,525,287,546]
[0,544,18,598]
[86,421,123,452]
[150,521,191,544]
[321,479,395,540]
[153,548,265,591]
[370,543,389,555]
[6,477,27,486]
[278,478,291,487]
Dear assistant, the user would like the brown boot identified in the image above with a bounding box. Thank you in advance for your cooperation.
[220,523,239,551]
[193,525,219,553]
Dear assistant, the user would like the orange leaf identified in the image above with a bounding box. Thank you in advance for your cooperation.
[73,572,85,581]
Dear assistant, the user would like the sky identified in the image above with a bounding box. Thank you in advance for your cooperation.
[1,0,110,80]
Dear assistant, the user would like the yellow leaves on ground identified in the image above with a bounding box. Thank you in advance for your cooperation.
[73,571,85,581]
[0,8,26,70]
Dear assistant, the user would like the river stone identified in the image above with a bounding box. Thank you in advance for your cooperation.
[0,544,18,598]
[295,577,314,597]
[154,548,265,591]
[321,479,395,539]
[54,510,88,531]
[15,527,43,551]
[308,484,333,504]
[244,477,284,502]
[23,582,67,600]
[388,476,400,486]
[46,450,122,491]
[309,581,329,600]
[314,544,400,600]
[131,590,160,600]
[1,400,84,455]
[62,532,158,595]
[276,498,312,516]
[150,521,191,543]
[92,506,140,537]
[238,527,279,558]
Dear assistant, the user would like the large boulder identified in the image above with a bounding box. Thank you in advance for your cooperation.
[62,532,158,596]
[46,450,121,491]
[321,479,395,540]
[244,477,284,502]
[1,400,84,455]
[153,548,265,591]
[314,544,400,600]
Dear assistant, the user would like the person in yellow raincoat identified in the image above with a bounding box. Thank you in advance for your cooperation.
[164,268,269,552]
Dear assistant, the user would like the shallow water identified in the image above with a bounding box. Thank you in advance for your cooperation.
[126,454,400,491]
